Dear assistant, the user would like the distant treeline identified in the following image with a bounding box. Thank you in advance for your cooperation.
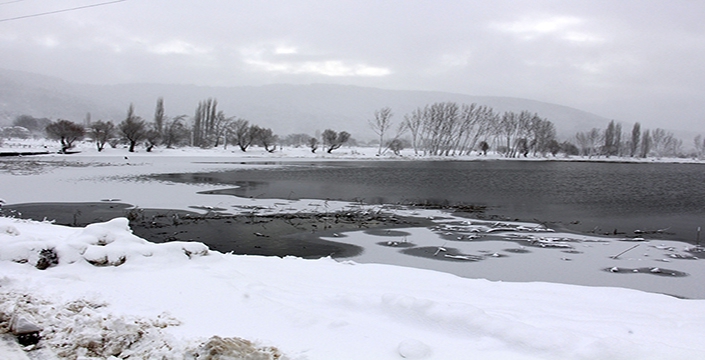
[2,97,704,159]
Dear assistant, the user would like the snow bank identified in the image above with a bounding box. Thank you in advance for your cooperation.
[0,217,209,269]
[2,216,705,359]
[0,217,280,359]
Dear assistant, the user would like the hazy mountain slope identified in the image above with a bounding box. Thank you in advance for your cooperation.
[1,68,610,140]
[0,69,123,124]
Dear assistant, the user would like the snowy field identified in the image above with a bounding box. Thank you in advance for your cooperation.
[2,141,705,359]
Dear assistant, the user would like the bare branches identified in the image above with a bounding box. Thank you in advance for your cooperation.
[369,107,393,155]
[398,102,555,158]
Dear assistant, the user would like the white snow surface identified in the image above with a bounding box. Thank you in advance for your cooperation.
[2,217,705,359]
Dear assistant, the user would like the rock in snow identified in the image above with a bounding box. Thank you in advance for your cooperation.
[9,314,42,346]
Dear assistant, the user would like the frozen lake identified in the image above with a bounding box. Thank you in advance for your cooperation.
[3,154,705,298]
[155,160,705,243]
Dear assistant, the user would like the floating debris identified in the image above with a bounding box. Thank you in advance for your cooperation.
[486,227,516,233]
[561,249,583,254]
[604,267,687,277]
[433,246,447,256]
[504,248,531,254]
[611,244,640,259]
[668,253,698,260]
[622,237,646,241]
[377,241,414,248]
[444,254,474,260]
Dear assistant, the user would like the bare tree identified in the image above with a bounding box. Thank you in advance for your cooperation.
[603,120,616,157]
[529,115,556,156]
[574,132,590,156]
[586,128,603,158]
[192,98,223,148]
[46,120,85,153]
[322,129,351,153]
[119,104,147,152]
[630,122,641,157]
[145,126,160,152]
[665,134,682,157]
[387,138,404,155]
[403,108,424,155]
[640,129,651,158]
[162,115,189,148]
[649,128,682,157]
[614,123,622,156]
[694,135,705,159]
[154,97,165,135]
[382,121,409,155]
[498,112,518,157]
[309,137,319,153]
[255,127,278,152]
[228,119,255,152]
[369,107,393,155]
[574,128,602,157]
[89,120,115,152]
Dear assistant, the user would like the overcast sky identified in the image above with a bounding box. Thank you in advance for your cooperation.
[1,0,704,131]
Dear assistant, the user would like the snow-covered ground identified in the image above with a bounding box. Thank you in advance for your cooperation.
[1,137,704,164]
[3,217,705,359]
[2,141,705,359]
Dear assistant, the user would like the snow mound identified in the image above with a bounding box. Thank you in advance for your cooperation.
[0,217,210,269]
[397,339,431,358]
[0,290,285,359]
[0,290,181,359]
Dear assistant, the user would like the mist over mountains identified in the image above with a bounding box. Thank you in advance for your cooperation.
[0,68,611,141]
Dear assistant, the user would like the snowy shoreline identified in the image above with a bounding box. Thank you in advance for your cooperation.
[2,137,705,164]
[2,144,705,359]
[2,216,705,359]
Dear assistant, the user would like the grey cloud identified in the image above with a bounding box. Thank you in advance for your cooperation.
[1,0,704,132]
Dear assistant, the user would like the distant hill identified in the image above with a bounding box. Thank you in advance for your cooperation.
[0,68,612,140]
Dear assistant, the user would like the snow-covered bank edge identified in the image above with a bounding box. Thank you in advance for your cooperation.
[2,216,705,359]
[3,138,705,165]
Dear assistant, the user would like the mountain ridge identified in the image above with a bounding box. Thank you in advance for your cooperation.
[0,68,611,140]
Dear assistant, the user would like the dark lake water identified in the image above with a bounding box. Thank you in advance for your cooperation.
[154,160,705,242]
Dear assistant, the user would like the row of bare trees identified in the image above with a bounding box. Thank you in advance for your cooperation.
[369,103,558,157]
[574,121,683,158]
[11,98,701,159]
[29,97,354,154]
[86,98,282,153]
